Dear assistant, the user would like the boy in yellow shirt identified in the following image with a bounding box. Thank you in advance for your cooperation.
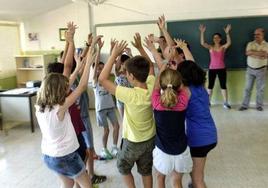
[98,33,155,188]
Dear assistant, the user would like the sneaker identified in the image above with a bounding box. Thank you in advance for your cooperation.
[100,148,113,160]
[111,146,119,157]
[238,106,248,111]
[256,106,263,111]
[91,174,107,184]
[223,102,231,109]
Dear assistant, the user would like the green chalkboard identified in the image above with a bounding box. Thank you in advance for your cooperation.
[167,16,268,69]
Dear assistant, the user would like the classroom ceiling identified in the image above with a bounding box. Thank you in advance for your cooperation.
[0,0,73,21]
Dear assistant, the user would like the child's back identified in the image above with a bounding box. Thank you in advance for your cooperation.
[115,74,155,142]
[36,104,79,157]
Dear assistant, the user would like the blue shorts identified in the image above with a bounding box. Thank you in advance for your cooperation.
[96,108,118,127]
[81,116,94,149]
[43,151,85,179]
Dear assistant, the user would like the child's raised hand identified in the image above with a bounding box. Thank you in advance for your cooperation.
[112,40,128,57]
[67,21,78,35]
[199,24,206,33]
[97,38,104,49]
[224,24,231,34]
[92,35,103,46]
[143,36,156,51]
[131,33,142,49]
[74,51,84,71]
[174,38,187,49]
[157,15,166,30]
[86,46,96,66]
[110,38,117,49]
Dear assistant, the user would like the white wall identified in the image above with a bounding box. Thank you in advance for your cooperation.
[21,0,268,51]
[92,0,268,24]
[22,1,90,51]
[0,24,20,78]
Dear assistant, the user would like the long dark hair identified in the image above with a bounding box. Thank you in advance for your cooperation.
[177,60,206,86]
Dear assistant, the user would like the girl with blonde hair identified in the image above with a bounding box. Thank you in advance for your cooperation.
[151,64,193,188]
[35,43,96,188]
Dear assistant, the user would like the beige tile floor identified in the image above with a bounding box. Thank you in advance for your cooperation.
[0,105,268,188]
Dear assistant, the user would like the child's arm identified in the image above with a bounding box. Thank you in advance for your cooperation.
[154,63,167,90]
[63,22,78,78]
[222,24,231,49]
[110,38,117,55]
[81,33,93,58]
[144,36,164,70]
[68,52,85,87]
[174,39,195,62]
[131,33,155,76]
[90,36,103,85]
[157,15,175,48]
[199,24,211,49]
[58,44,96,120]
[98,41,128,95]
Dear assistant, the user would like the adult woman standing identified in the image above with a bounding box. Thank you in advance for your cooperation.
[199,24,232,109]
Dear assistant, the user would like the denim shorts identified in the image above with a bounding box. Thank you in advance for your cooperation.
[43,151,86,179]
[96,108,118,127]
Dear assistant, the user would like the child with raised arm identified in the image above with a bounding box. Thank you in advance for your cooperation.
[98,34,155,188]
[91,38,120,159]
[151,63,192,188]
[176,40,217,188]
[35,39,96,188]
[199,24,232,109]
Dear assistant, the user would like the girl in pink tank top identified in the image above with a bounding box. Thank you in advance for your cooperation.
[199,24,232,109]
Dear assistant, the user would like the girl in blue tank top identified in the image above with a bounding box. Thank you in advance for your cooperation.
[177,60,217,188]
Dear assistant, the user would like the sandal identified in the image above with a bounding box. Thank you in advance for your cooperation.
[91,174,107,184]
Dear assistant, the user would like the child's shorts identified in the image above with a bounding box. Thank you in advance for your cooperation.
[43,151,86,179]
[81,116,94,149]
[96,108,118,127]
[117,137,155,176]
[153,146,193,175]
[190,142,217,158]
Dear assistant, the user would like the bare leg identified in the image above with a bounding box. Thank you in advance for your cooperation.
[58,174,74,188]
[86,149,94,178]
[171,171,183,188]
[75,170,92,188]
[117,106,124,120]
[112,122,120,146]
[221,89,228,103]
[123,173,136,188]
[192,157,207,188]
[156,170,165,188]
[207,89,212,104]
[142,175,153,188]
[102,127,109,148]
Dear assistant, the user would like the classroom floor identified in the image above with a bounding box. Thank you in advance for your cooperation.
[0,105,268,188]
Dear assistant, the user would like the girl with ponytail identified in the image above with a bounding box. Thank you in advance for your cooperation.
[151,64,192,188]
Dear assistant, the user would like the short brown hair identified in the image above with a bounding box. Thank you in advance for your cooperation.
[125,56,149,83]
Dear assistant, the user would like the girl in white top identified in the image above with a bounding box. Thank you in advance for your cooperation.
[35,39,96,188]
